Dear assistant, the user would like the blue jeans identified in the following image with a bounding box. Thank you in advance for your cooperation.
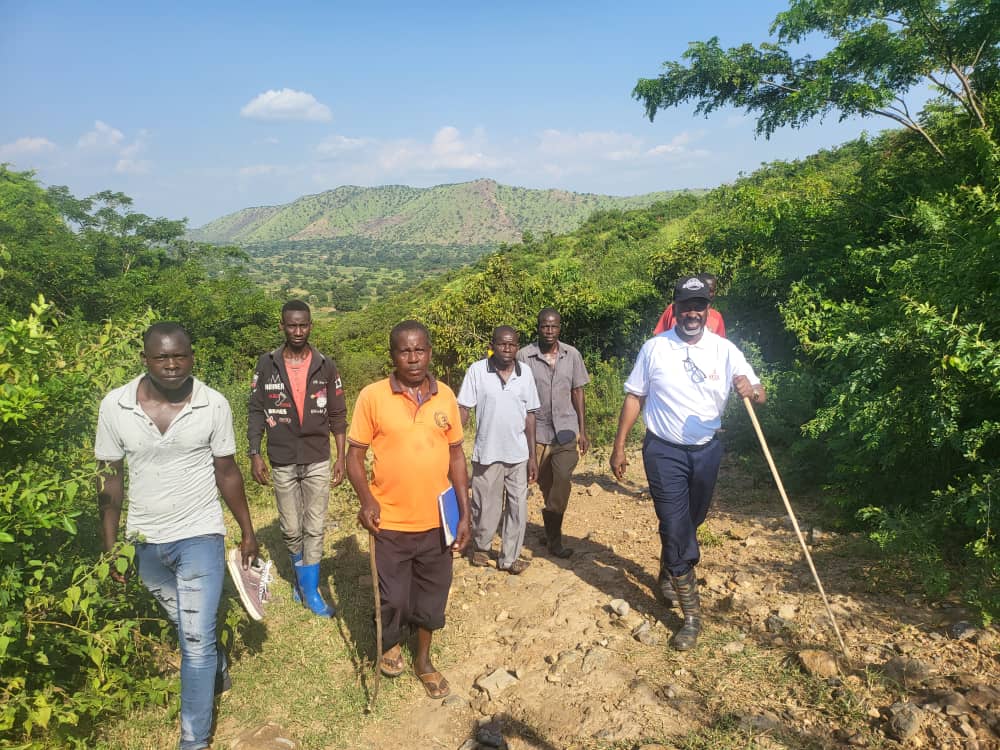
[642,432,724,577]
[135,534,226,750]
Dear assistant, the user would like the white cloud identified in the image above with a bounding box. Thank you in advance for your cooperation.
[647,131,710,159]
[240,89,332,122]
[0,136,56,160]
[375,126,503,172]
[115,158,151,175]
[316,134,371,157]
[113,130,151,174]
[78,120,124,149]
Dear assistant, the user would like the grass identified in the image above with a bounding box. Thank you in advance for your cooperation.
[94,483,452,749]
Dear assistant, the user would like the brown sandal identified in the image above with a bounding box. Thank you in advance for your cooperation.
[415,670,450,699]
[380,645,404,677]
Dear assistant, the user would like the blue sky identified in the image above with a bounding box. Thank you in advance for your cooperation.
[1,1,924,227]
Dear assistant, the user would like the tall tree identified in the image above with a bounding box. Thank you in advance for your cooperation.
[633,0,1000,157]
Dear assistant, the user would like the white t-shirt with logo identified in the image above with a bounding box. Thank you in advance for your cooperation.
[624,329,760,445]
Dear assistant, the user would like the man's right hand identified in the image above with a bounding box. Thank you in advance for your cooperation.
[357,498,382,535]
[250,454,270,485]
[609,445,628,481]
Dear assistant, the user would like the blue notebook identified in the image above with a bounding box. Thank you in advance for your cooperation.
[438,485,460,546]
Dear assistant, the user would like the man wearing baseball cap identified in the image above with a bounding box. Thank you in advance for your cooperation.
[610,276,765,651]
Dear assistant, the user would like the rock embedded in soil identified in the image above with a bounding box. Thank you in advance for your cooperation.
[475,668,518,700]
[777,604,797,621]
[442,693,469,709]
[940,691,972,716]
[965,684,1000,709]
[608,598,630,617]
[765,614,787,633]
[798,649,839,678]
[476,721,506,748]
[949,621,978,641]
[882,655,931,686]
[887,701,924,741]
[974,629,997,647]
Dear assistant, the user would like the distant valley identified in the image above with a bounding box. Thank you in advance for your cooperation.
[190,179,697,311]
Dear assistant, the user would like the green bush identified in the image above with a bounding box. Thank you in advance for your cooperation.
[0,299,182,747]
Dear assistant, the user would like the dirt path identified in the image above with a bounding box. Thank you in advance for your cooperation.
[348,450,1000,750]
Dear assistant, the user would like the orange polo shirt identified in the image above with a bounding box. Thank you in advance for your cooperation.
[347,374,463,532]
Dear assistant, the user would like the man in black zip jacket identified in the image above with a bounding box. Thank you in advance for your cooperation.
[248,300,347,617]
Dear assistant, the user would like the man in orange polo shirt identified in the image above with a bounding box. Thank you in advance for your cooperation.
[346,320,471,700]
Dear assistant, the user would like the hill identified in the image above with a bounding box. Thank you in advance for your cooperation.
[188,179,692,246]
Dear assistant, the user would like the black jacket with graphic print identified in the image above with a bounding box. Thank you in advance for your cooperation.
[247,344,348,465]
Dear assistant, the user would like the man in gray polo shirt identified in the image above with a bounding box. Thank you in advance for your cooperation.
[518,308,590,558]
[95,322,259,750]
[458,326,540,574]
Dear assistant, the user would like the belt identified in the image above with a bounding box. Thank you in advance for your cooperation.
[645,432,718,452]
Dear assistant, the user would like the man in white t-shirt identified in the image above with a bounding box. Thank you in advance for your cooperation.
[610,277,766,651]
[458,326,540,574]
[95,322,259,750]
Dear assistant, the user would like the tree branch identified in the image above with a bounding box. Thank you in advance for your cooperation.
[948,62,987,129]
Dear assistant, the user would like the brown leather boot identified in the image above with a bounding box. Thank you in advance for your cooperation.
[542,510,573,558]
[670,568,701,651]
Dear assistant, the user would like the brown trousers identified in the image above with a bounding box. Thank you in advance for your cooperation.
[375,528,453,650]
[535,440,579,514]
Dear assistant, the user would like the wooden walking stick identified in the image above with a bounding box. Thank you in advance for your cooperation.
[367,532,382,711]
[742,396,850,660]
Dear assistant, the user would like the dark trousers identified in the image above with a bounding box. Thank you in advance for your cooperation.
[374,528,453,651]
[642,432,724,577]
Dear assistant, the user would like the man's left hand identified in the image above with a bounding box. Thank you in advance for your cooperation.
[527,457,538,484]
[239,531,260,569]
[577,432,590,455]
[331,456,346,487]
[452,518,471,554]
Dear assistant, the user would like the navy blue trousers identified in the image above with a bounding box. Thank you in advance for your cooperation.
[642,431,724,577]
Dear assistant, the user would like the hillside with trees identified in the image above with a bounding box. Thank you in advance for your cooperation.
[188,179,688,246]
[191,180,695,310]
[2,0,998,746]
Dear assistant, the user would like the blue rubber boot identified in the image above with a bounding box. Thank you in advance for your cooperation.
[289,552,303,604]
[294,561,334,618]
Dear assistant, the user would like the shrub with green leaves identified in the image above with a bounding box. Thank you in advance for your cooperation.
[0,298,185,745]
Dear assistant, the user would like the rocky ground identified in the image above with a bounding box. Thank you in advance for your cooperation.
[215,446,1000,750]
[323,449,998,750]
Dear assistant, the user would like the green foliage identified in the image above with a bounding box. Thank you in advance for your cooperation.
[583,357,631,450]
[0,173,278,746]
[239,237,495,311]
[322,192,707,391]
[0,166,279,384]
[634,0,1000,157]
[646,88,1000,619]
[0,299,178,747]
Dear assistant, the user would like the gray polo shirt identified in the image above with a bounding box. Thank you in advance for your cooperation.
[95,375,236,544]
[518,341,590,445]
[457,358,540,464]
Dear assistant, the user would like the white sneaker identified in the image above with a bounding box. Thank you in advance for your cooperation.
[226,549,272,621]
